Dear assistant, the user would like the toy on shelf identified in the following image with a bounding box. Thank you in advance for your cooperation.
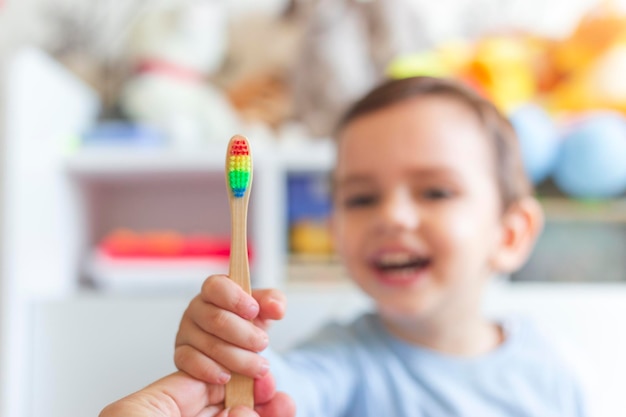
[90,228,253,293]
[385,4,626,199]
[466,36,539,113]
[99,229,250,260]
[387,4,626,116]
[290,0,435,137]
[553,113,626,199]
[387,35,542,113]
[288,173,333,256]
[120,0,240,149]
[509,104,561,184]
[543,4,626,115]
[80,121,166,148]
[217,12,302,131]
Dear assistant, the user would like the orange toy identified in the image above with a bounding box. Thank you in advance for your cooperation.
[545,3,626,114]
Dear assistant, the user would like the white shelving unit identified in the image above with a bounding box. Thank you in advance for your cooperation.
[64,137,335,292]
[0,48,337,417]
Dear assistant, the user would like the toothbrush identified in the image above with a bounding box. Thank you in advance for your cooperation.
[224,134,254,409]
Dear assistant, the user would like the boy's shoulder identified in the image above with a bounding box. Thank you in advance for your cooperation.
[293,312,383,348]
[493,315,588,397]
[500,315,574,367]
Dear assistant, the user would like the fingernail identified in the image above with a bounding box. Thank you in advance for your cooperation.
[269,297,284,314]
[243,303,259,319]
[218,371,231,384]
[258,360,270,377]
[255,332,269,352]
[261,333,269,348]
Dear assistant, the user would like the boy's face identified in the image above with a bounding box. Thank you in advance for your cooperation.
[332,96,506,322]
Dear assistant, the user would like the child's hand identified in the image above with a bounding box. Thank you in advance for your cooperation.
[99,371,296,417]
[175,274,286,384]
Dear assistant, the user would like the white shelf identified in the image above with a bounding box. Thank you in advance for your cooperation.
[277,137,336,171]
[65,147,226,177]
[87,249,229,294]
[64,138,337,180]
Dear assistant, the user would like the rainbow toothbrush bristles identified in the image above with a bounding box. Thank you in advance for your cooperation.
[228,139,251,198]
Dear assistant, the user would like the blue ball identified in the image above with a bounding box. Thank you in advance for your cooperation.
[553,113,626,199]
[509,104,560,184]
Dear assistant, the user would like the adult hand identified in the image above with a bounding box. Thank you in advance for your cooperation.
[99,371,295,417]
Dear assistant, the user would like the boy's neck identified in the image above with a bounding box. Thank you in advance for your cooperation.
[380,313,504,357]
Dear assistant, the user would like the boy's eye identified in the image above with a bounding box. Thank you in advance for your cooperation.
[344,194,378,208]
[422,188,454,200]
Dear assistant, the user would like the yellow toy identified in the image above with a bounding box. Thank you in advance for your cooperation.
[387,2,626,118]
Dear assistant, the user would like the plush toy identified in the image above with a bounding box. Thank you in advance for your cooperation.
[215,12,302,131]
[464,36,538,113]
[509,104,561,184]
[120,0,240,149]
[544,4,626,115]
[553,113,626,199]
[291,0,437,137]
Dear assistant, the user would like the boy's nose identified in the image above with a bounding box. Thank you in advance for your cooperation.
[377,188,420,232]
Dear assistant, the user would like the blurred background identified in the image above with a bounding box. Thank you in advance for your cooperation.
[1,0,626,415]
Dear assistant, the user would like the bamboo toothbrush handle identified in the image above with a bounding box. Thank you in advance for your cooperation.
[227,199,251,293]
[225,198,253,409]
[225,135,254,409]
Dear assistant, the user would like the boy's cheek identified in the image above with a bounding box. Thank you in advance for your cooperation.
[329,213,353,249]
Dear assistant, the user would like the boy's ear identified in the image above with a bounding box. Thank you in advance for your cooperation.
[490,197,544,274]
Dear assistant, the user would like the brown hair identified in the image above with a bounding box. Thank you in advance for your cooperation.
[335,76,532,210]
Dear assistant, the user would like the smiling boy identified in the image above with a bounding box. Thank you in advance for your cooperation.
[175,76,588,417]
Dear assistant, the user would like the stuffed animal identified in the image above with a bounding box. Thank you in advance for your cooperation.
[215,12,303,131]
[288,0,583,137]
[544,3,626,115]
[120,0,240,149]
[291,0,435,137]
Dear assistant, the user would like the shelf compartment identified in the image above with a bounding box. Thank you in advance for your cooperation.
[540,197,626,223]
[86,249,229,294]
[65,147,227,178]
[287,253,347,284]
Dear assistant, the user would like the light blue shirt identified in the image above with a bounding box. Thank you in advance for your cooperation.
[265,313,587,417]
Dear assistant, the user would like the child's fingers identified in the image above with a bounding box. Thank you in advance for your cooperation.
[186,299,269,352]
[201,275,260,320]
[179,321,270,379]
[174,344,232,384]
[252,289,286,321]
[250,289,286,331]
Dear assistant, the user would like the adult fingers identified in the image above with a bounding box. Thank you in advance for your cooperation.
[100,371,219,417]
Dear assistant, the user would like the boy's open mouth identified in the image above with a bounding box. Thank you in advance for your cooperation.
[371,252,432,277]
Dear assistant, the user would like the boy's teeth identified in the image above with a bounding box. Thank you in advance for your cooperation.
[378,252,414,267]
[377,252,424,269]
